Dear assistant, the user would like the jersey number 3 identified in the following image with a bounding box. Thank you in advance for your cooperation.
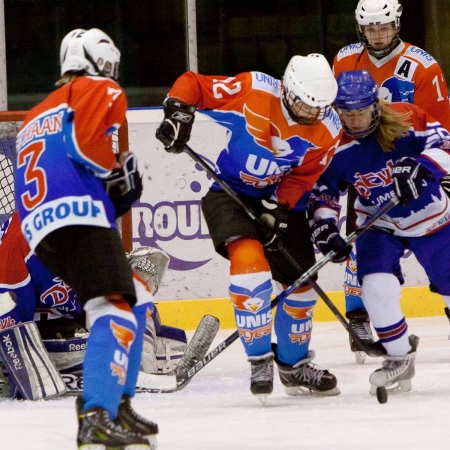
[18,140,47,211]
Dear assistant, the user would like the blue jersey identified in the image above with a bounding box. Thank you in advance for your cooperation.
[0,213,83,329]
[310,103,450,237]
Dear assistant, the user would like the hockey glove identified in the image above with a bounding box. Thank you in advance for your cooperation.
[127,246,170,295]
[310,219,352,263]
[440,174,450,200]
[392,156,434,207]
[258,198,289,246]
[104,151,143,218]
[155,98,196,154]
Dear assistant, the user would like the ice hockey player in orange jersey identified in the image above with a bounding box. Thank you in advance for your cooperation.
[156,54,345,404]
[14,29,156,450]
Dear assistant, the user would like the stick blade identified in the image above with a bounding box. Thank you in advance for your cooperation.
[175,314,220,390]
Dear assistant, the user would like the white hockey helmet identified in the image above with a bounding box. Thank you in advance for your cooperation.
[60,29,88,76]
[355,0,403,57]
[282,54,337,125]
[60,28,120,80]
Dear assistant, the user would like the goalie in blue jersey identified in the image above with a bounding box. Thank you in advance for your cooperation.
[0,211,188,401]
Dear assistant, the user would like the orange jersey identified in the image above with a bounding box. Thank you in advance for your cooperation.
[333,41,450,131]
[21,76,127,175]
[168,71,342,208]
[15,76,128,249]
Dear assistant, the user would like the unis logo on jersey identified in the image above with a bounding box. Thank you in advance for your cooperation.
[240,104,318,187]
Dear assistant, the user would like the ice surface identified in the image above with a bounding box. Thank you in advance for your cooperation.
[1,316,450,450]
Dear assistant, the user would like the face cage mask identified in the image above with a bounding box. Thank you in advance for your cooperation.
[282,88,332,125]
[358,23,401,58]
[339,100,381,139]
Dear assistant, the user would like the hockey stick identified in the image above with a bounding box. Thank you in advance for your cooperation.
[183,144,398,356]
[173,200,399,385]
[60,315,220,395]
[174,202,398,385]
[136,314,220,392]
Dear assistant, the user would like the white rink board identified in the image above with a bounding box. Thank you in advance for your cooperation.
[127,108,430,301]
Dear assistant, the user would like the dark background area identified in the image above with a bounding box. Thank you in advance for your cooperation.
[4,0,428,109]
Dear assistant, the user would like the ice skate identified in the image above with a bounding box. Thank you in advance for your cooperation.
[249,352,274,405]
[369,334,419,398]
[347,309,375,364]
[76,397,150,450]
[115,395,159,449]
[277,350,340,396]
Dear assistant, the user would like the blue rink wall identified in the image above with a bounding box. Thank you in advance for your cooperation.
[128,107,442,330]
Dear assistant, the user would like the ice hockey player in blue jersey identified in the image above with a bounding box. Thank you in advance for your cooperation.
[0,211,185,400]
[333,0,450,364]
[309,69,450,396]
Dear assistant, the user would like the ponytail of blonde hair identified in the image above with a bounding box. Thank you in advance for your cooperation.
[375,100,412,152]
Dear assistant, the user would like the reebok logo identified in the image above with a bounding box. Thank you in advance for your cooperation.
[2,334,23,370]
[171,111,192,123]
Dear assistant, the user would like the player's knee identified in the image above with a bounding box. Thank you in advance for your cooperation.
[84,295,136,328]
[227,238,270,274]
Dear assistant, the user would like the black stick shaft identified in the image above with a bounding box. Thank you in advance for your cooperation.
[182,145,397,359]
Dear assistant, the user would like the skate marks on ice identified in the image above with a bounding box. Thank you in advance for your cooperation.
[2,317,450,450]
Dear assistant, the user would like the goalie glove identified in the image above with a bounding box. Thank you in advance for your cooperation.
[155,98,196,154]
[392,156,435,207]
[104,151,143,218]
[127,246,170,295]
[310,219,352,263]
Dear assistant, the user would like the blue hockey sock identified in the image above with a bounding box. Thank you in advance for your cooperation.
[123,302,150,397]
[229,273,273,357]
[275,297,317,365]
[83,313,137,419]
[344,249,365,312]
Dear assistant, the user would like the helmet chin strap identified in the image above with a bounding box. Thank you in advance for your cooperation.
[281,90,321,126]
[83,48,117,80]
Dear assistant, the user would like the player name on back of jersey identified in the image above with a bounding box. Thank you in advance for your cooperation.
[16,110,65,148]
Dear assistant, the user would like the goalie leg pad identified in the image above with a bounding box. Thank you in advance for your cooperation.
[43,335,88,392]
[0,322,66,400]
[155,325,187,374]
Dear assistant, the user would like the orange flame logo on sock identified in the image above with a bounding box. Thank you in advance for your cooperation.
[110,320,135,351]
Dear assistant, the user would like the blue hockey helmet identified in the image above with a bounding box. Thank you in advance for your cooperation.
[335,69,380,138]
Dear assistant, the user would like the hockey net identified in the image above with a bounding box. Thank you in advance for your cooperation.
[0,111,133,251]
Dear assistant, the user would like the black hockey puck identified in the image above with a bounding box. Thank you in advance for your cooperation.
[376,386,388,404]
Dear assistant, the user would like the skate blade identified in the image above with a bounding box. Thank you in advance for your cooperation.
[145,435,158,450]
[369,378,412,396]
[78,445,150,450]
[255,393,269,406]
[284,386,341,397]
[354,351,366,365]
